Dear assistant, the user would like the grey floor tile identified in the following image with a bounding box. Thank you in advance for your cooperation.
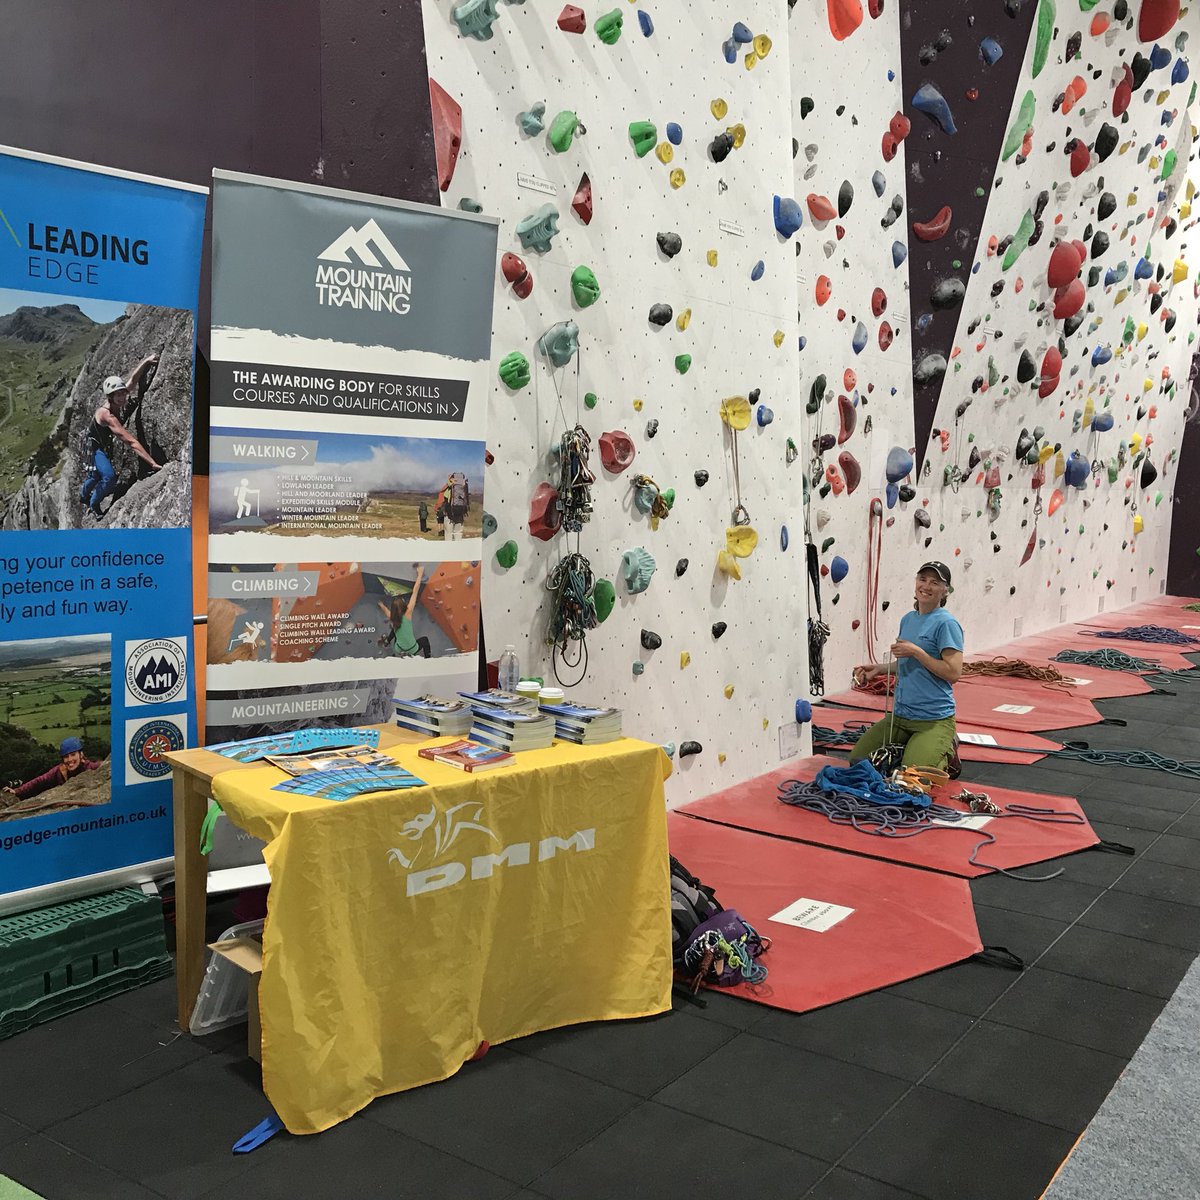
[0,1134,163,1200]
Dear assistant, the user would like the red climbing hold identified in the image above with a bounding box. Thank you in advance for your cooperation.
[1053,279,1086,320]
[837,394,857,444]
[868,0,884,16]
[827,0,864,40]
[1113,66,1133,117]
[572,172,593,224]
[843,369,857,390]
[807,194,838,222]
[1039,346,1062,397]
[838,451,862,494]
[429,78,463,193]
[1071,239,1089,262]
[881,132,898,162]
[558,4,586,32]
[889,112,911,141]
[913,206,952,242]
[1138,0,1180,42]
[871,287,887,317]
[815,275,832,305]
[1069,140,1090,178]
[1047,241,1082,288]
[529,483,563,541]
[878,321,893,350]
[501,252,527,283]
[598,430,636,473]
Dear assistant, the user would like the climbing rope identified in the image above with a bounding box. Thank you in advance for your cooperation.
[864,498,884,664]
[776,778,1086,880]
[545,552,597,687]
[961,656,1073,690]
[1087,624,1200,645]
[1052,647,1200,689]
[806,540,830,696]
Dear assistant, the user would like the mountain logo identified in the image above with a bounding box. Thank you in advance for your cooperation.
[127,716,186,781]
[124,637,187,706]
[318,219,410,271]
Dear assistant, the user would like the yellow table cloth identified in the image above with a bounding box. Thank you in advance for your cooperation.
[212,736,673,1133]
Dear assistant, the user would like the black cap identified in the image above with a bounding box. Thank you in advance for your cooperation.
[918,561,952,586]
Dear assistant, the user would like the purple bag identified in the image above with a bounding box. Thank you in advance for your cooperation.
[680,908,770,988]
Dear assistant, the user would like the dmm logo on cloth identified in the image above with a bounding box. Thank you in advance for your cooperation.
[387,799,595,897]
[315,218,413,315]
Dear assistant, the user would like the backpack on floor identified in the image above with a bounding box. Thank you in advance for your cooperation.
[669,855,723,964]
[681,909,770,990]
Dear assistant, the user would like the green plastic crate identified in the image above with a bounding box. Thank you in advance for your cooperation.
[0,887,172,1040]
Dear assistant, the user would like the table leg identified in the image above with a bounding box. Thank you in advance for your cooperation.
[173,770,209,1030]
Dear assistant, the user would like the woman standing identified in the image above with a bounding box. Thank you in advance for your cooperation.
[850,561,963,771]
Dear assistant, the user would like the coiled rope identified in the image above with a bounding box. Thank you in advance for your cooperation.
[961,656,1073,690]
[1052,647,1200,690]
[1086,624,1200,646]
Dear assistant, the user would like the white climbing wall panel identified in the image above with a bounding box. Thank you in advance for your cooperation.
[422,0,809,802]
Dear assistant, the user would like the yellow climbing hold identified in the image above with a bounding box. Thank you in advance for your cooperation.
[1082,396,1095,428]
[762,718,770,730]
[725,525,759,558]
[727,123,747,149]
[669,168,686,189]
[1182,203,1193,220]
[718,752,727,764]
[724,684,735,699]
[1133,513,1145,534]
[1127,192,1138,206]
[1038,444,1055,465]
[656,141,673,164]
[773,329,785,347]
[711,97,728,119]
[720,395,751,430]
[753,33,772,57]
[707,249,719,267]
[1188,180,1197,201]
[717,549,742,580]
[1130,432,1144,453]
[1143,378,1154,393]
[1137,323,1148,341]
[1173,260,1189,284]
[1053,450,1065,479]
[1156,89,1169,103]
[744,50,758,69]
[680,651,691,669]
[633,398,644,412]
[676,307,692,331]
[1115,288,1129,304]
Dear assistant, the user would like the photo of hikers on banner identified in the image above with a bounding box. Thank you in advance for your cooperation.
[0,289,194,530]
[206,560,479,667]
[208,426,485,540]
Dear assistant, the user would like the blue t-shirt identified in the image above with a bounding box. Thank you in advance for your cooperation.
[894,607,964,720]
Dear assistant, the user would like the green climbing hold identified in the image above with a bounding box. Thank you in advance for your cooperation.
[452,0,501,41]
[987,357,999,387]
[498,351,531,390]
[675,354,692,374]
[1078,0,1100,10]
[592,578,616,622]
[1001,91,1035,161]
[496,540,518,568]
[1002,209,1035,270]
[1123,316,1136,345]
[516,203,561,253]
[570,264,601,307]
[821,537,835,553]
[458,197,484,213]
[1162,149,1177,180]
[584,391,598,409]
[519,101,546,136]
[549,110,581,153]
[629,120,658,158]
[595,8,623,43]
[1031,0,1055,79]
[807,374,827,415]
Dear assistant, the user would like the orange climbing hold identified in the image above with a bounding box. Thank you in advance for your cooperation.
[807,194,838,221]
[827,0,864,41]
[815,275,832,305]
[1048,489,1065,515]
[1090,12,1110,35]
[843,369,857,390]
[913,206,952,242]
[1061,76,1087,114]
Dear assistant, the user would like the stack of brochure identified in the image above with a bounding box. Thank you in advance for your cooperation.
[469,704,556,752]
[393,695,474,738]
[457,688,540,714]
[540,701,623,745]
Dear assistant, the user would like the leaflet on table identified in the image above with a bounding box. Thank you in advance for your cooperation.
[0,146,206,905]
[205,171,498,745]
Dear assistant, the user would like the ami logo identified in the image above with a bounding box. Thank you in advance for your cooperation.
[124,637,187,706]
[386,799,596,897]
[314,218,413,314]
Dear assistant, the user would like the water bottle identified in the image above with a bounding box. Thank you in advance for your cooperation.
[498,645,520,693]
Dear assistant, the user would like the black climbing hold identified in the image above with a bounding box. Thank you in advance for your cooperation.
[1097,191,1116,219]
[1017,349,1036,383]
[1113,0,1127,17]
[808,374,827,414]
[881,599,891,611]
[1015,427,1034,458]
[990,280,1006,299]
[1095,123,1118,163]
[711,621,727,639]
[640,629,662,650]
[694,470,709,487]
[646,419,659,438]
[675,558,688,577]
[1064,310,1085,337]
[1165,309,1177,333]
[1140,459,1158,488]
[709,132,734,162]
[648,303,673,326]
[748,387,761,406]
[1034,190,1050,218]
[967,446,982,470]
[898,484,916,502]
[931,278,966,309]
[1150,293,1163,315]
[1087,265,1102,288]
[657,231,682,257]
[838,180,854,217]
[1065,31,1081,60]
[1131,52,1151,88]
[680,740,702,758]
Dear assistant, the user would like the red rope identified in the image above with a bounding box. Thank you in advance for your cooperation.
[865,499,884,664]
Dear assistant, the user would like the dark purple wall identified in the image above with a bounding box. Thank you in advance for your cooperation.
[1168,413,1200,598]
[0,0,439,469]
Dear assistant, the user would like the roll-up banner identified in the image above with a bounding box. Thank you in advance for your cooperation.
[206,171,498,743]
[0,147,206,911]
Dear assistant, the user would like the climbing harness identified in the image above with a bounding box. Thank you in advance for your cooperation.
[1086,624,1200,646]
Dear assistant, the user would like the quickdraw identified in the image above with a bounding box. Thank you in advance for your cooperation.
[556,425,595,532]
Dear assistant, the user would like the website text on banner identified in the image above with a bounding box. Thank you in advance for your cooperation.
[0,145,206,908]
[205,171,498,745]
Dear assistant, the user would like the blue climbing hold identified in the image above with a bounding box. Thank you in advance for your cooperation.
[1135,257,1154,280]
[915,313,933,334]
[798,336,807,351]
[638,10,653,36]
[830,556,849,584]
[885,445,914,482]
[751,259,765,281]
[723,37,737,63]
[885,481,899,509]
[1065,451,1090,489]
[519,101,546,135]
[872,170,886,198]
[1092,345,1113,367]
[1149,44,1172,71]
[666,121,683,145]
[852,322,868,354]
[757,404,774,426]
[795,699,813,724]
[732,21,753,42]
[979,36,1003,65]
[1092,411,1114,432]
[774,195,803,238]
[887,69,895,81]
[911,82,957,135]
[892,240,908,268]
[1172,58,1189,84]
[780,525,789,551]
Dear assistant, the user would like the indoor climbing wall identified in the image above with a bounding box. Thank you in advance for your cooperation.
[794,0,1200,696]
[421,0,809,801]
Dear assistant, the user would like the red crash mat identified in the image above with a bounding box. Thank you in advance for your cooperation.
[667,813,981,1012]
[678,755,1099,879]
[960,661,1152,701]
[1075,606,1200,638]
[812,705,1062,764]
[823,673,1103,733]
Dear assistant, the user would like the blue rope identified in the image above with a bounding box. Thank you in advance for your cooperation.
[1053,648,1200,689]
[1086,624,1200,646]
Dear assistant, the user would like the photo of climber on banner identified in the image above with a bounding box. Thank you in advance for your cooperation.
[436,471,470,541]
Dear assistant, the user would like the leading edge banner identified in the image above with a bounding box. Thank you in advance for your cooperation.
[206,172,498,743]
[0,146,206,904]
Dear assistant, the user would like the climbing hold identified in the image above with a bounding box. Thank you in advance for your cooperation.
[595,8,623,42]
[558,4,586,32]
[1094,123,1118,163]
[571,173,593,225]
[781,526,789,551]
[914,353,947,385]
[451,0,500,41]
[495,540,519,568]
[633,661,645,676]
[830,556,849,583]
[694,470,709,487]
[1001,90,1036,161]
[1092,412,1114,432]
[429,79,464,192]
[516,204,561,253]
[675,558,688,577]
[548,110,581,153]
[815,275,832,305]
[1140,458,1158,488]
[629,121,658,157]
[1048,489,1065,515]
[1017,349,1037,384]
[458,197,484,214]
[827,0,864,40]
[898,484,916,503]
[644,420,659,442]
[1065,451,1090,489]
[592,578,615,622]
[1047,241,1083,288]
[519,101,547,136]
[751,260,765,281]
[657,231,683,257]
[1053,280,1086,320]
[481,512,498,539]
[621,548,656,593]
[680,651,691,669]
[537,321,579,367]
[980,36,1003,64]
[675,354,692,374]
[640,629,662,651]
[711,97,728,119]
[913,206,952,242]
[498,351,531,390]
[666,122,683,145]
[891,241,907,268]
[529,483,562,541]
[599,430,636,473]
[837,395,857,444]
[1040,346,1062,397]
[931,278,966,309]
[914,509,931,529]
[712,621,727,639]
[648,303,673,327]
[838,452,861,494]
[885,446,914,482]
[680,741,702,758]
[1097,192,1116,221]
[720,396,752,430]
[584,392,597,410]
[570,265,600,308]
[807,193,838,222]
[669,168,686,189]
[757,404,775,427]
[638,9,653,36]
[725,526,759,558]
[912,83,957,134]
[1031,0,1055,78]
[655,141,674,165]
[709,132,735,162]
[1138,0,1180,41]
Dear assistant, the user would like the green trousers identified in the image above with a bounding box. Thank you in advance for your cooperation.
[848,713,957,770]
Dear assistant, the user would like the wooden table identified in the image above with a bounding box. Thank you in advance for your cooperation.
[166,724,423,1030]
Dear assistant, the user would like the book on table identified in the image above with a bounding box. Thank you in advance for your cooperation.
[539,701,623,744]
[416,739,515,772]
[393,695,474,736]
[469,706,555,751]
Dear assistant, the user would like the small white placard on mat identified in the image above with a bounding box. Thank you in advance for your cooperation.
[958,732,997,746]
[719,218,746,237]
[931,813,993,831]
[1063,677,1091,686]
[516,171,557,196]
[769,897,854,932]
[994,704,1034,714]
